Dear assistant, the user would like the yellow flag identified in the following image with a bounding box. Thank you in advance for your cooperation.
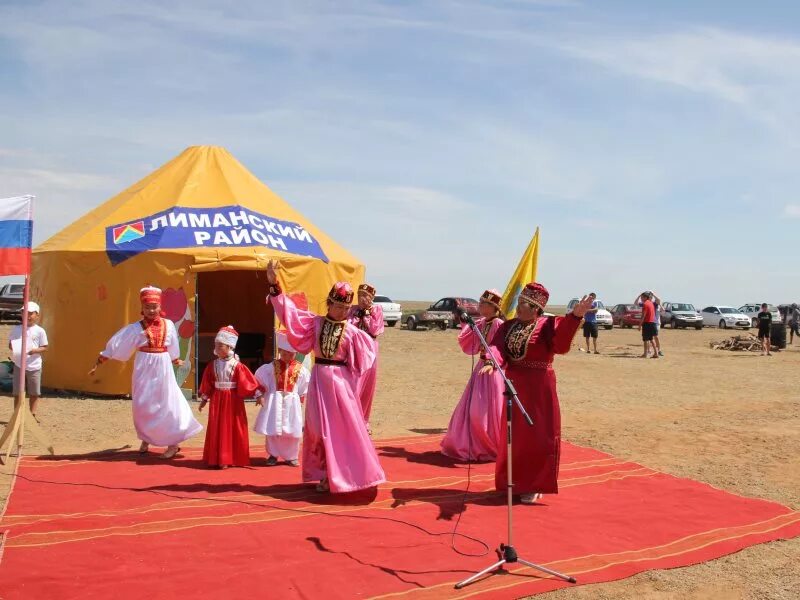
[500,228,540,319]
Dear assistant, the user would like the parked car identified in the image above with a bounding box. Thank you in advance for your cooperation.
[700,306,750,329]
[567,298,613,329]
[403,303,452,331]
[427,297,480,329]
[737,303,781,329]
[609,304,642,328]
[662,302,704,330]
[0,283,24,321]
[372,295,402,327]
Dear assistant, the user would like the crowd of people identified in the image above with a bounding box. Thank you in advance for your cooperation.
[579,290,665,357]
[14,269,794,505]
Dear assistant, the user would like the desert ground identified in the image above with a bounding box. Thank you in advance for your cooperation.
[1,311,798,599]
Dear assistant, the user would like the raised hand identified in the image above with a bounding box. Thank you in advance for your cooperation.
[266,260,279,285]
[571,294,595,319]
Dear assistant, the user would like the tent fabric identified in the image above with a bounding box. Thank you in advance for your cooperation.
[32,146,364,394]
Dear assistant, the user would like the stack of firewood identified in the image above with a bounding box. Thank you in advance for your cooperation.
[709,334,764,352]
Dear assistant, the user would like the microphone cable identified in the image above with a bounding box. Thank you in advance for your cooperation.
[448,315,489,558]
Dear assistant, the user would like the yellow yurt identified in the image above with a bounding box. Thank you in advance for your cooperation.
[32,146,364,395]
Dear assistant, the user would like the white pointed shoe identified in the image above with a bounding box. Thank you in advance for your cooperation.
[520,493,542,505]
[161,445,180,459]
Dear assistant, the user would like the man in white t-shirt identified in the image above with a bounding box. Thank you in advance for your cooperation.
[8,301,49,418]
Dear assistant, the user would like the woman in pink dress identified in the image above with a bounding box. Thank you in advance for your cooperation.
[441,289,505,461]
[266,260,385,494]
[346,283,384,433]
[487,283,592,504]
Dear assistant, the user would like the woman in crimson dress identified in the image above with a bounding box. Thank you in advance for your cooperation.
[199,326,263,468]
[441,289,505,461]
[488,283,593,504]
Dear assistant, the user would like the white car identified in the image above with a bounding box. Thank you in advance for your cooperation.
[700,306,751,329]
[737,304,781,329]
[567,298,614,329]
[373,295,402,327]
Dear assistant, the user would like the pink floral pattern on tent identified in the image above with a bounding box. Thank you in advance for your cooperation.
[162,287,194,386]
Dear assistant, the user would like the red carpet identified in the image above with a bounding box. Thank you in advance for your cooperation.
[1,434,798,599]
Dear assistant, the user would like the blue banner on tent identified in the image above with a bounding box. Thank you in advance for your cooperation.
[105,205,329,266]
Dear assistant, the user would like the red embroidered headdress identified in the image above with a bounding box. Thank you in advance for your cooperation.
[480,289,502,309]
[140,286,162,305]
[327,282,354,305]
[358,283,376,298]
[519,282,549,311]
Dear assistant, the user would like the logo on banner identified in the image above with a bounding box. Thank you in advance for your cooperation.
[112,221,145,245]
[105,205,328,266]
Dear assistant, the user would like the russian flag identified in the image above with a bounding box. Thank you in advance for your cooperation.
[0,196,33,276]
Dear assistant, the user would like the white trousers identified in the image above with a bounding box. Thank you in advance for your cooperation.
[266,435,301,461]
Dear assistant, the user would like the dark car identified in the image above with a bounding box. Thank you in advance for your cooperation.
[429,297,480,328]
[609,304,642,328]
[404,304,452,331]
[0,283,24,321]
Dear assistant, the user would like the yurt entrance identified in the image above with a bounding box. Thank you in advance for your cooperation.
[196,270,274,384]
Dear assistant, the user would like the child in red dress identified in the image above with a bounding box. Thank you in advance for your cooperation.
[199,326,262,468]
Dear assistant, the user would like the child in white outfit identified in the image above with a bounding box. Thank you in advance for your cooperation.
[9,301,48,418]
[253,332,310,466]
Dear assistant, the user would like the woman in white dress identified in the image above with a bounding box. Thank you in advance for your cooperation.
[253,332,310,466]
[89,286,202,459]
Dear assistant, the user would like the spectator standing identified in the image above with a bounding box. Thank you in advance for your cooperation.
[581,292,600,354]
[790,303,800,345]
[757,303,772,356]
[638,291,658,358]
[9,301,48,419]
[650,291,665,357]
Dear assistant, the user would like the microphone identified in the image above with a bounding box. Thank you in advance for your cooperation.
[458,309,475,326]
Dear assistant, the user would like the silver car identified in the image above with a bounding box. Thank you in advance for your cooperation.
[738,304,781,329]
[700,306,751,329]
[662,302,704,330]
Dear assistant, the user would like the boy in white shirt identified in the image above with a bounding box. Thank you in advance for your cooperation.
[253,332,310,466]
[9,301,48,418]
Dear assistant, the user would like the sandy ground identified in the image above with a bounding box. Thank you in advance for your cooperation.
[1,317,798,599]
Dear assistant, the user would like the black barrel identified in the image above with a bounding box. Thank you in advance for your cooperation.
[771,322,787,349]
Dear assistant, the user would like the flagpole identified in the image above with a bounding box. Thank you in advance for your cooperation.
[18,195,35,451]
[0,195,54,462]
[15,195,33,454]
[15,275,30,451]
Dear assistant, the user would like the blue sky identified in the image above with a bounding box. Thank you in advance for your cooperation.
[1,0,799,306]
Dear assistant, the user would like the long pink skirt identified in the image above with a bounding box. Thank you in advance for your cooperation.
[303,364,386,493]
[358,358,378,423]
[441,365,504,461]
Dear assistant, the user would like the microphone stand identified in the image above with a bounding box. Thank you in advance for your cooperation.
[454,312,576,589]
